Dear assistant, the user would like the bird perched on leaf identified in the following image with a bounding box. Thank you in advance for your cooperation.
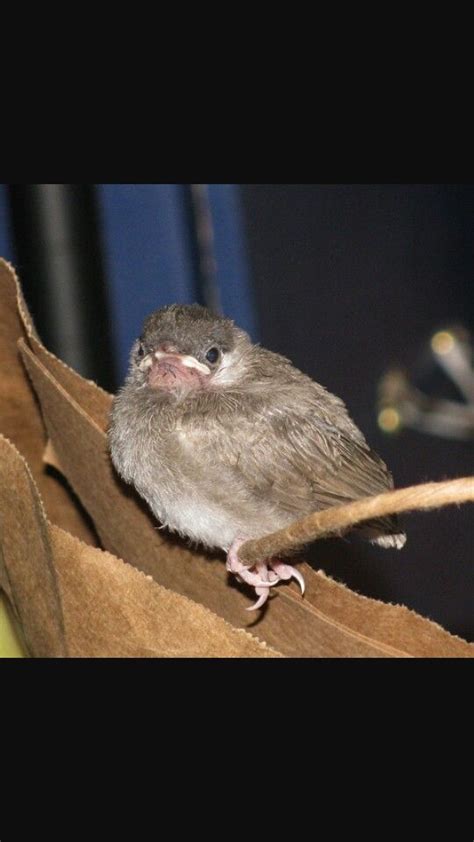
[109,304,406,610]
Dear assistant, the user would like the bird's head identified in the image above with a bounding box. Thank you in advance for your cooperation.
[128,304,252,395]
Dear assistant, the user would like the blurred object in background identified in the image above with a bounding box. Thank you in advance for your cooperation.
[8,185,117,391]
[0,185,14,263]
[0,591,26,658]
[96,184,258,382]
[241,184,474,641]
[96,184,198,386]
[378,326,474,440]
[3,184,257,389]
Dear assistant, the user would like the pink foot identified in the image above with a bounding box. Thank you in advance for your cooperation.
[226,539,279,589]
[226,538,305,611]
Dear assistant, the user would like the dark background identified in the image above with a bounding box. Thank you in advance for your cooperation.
[1,184,472,640]
[242,184,473,641]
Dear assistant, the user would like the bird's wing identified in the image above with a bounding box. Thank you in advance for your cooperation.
[181,388,393,516]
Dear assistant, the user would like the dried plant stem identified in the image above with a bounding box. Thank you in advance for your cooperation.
[238,476,474,566]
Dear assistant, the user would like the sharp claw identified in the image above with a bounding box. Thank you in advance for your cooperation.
[246,587,270,611]
[291,567,306,596]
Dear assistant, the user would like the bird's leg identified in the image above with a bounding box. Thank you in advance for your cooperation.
[226,538,305,611]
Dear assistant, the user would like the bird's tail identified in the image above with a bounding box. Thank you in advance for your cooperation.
[371,530,407,550]
[358,515,407,550]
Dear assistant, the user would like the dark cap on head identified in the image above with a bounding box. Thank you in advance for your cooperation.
[141,304,238,359]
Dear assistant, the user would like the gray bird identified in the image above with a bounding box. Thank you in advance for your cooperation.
[109,304,406,610]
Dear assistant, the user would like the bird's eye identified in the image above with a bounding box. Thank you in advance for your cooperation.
[205,347,220,364]
[137,342,145,358]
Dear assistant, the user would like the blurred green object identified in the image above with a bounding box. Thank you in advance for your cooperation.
[0,590,27,657]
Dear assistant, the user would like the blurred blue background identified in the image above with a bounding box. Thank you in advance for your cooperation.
[97,184,258,380]
[2,184,258,385]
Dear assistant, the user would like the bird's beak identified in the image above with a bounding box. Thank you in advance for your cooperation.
[141,350,211,375]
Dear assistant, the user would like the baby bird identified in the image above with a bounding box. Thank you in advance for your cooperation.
[109,305,406,610]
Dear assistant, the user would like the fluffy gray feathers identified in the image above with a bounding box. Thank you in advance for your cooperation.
[109,304,405,552]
